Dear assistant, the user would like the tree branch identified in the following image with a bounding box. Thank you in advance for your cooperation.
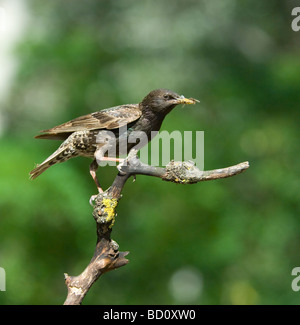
[63,156,249,304]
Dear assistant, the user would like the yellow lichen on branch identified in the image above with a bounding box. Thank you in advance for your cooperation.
[102,198,118,227]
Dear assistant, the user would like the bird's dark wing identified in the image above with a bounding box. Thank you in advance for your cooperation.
[35,104,141,139]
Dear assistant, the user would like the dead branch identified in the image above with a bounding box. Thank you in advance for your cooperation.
[63,155,249,305]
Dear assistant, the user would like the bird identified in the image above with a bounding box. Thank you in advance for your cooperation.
[30,88,199,192]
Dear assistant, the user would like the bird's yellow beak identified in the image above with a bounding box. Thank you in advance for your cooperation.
[175,96,200,105]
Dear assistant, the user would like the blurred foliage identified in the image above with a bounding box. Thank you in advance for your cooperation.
[0,0,299,304]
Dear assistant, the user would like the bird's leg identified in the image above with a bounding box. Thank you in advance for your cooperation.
[90,159,103,193]
[99,157,125,163]
[89,157,125,205]
[89,160,104,206]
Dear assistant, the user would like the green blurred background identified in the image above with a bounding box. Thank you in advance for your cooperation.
[0,0,299,305]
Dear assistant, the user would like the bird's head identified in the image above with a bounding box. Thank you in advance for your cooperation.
[141,89,199,115]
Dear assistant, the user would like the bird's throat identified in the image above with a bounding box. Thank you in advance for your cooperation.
[135,109,166,135]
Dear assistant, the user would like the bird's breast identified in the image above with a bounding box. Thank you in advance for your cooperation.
[70,130,98,157]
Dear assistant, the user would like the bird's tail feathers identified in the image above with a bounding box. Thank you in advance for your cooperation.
[29,145,75,180]
[29,162,51,180]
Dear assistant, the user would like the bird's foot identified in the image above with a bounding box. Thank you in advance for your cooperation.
[89,187,104,206]
[89,194,98,206]
[117,149,140,175]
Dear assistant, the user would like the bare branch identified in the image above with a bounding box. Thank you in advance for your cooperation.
[162,160,249,183]
[117,154,249,184]
[63,156,249,304]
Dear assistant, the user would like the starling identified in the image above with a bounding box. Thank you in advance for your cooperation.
[30,89,198,191]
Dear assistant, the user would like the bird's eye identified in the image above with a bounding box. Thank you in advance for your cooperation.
[163,94,174,100]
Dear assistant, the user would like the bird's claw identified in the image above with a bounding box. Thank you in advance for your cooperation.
[117,149,140,175]
[89,194,98,206]
[117,163,127,175]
